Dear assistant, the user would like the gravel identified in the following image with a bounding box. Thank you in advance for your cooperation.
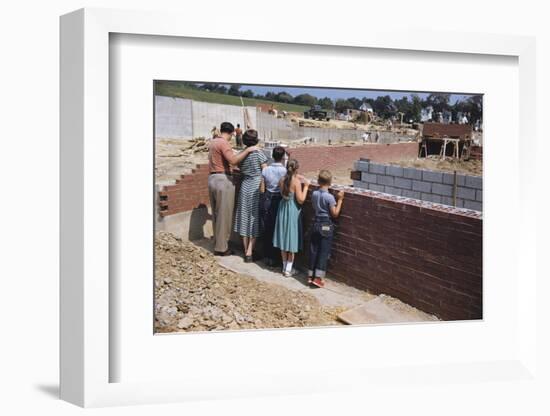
[155,232,344,333]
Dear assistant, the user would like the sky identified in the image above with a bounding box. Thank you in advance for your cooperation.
[240,84,478,104]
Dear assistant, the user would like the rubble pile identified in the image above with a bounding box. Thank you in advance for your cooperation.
[155,232,342,333]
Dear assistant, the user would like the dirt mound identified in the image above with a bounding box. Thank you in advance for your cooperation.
[155,232,342,333]
[396,156,482,176]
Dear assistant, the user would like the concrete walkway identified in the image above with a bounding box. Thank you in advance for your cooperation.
[194,239,438,325]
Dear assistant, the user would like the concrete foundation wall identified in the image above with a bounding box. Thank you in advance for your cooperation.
[154,96,417,143]
[351,160,483,211]
[192,101,257,139]
[155,96,193,139]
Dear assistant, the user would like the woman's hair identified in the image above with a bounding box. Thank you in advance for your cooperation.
[281,159,299,197]
[242,129,259,147]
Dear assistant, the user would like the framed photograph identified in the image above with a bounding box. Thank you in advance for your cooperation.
[60,8,538,408]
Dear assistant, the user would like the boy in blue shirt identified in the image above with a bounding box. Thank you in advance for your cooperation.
[308,170,344,288]
[260,146,288,266]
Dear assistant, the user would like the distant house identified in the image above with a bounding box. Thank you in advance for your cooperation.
[359,103,373,112]
[420,106,434,122]
[441,110,452,124]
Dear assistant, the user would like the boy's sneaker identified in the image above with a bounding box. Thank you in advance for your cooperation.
[311,278,325,288]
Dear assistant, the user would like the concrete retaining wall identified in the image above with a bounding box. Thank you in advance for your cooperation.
[154,96,257,140]
[192,101,257,139]
[155,96,193,139]
[154,96,416,143]
[351,160,483,211]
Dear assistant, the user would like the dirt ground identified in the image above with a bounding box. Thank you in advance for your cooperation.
[155,232,345,333]
[395,156,483,176]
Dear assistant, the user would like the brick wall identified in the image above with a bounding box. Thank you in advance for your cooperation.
[351,160,483,211]
[158,164,210,216]
[286,142,418,174]
[302,185,482,321]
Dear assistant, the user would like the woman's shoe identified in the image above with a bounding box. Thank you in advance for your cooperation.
[244,255,254,263]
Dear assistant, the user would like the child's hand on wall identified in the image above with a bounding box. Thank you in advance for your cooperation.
[337,190,345,200]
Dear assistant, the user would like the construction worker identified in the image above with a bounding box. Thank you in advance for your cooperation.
[235,123,243,148]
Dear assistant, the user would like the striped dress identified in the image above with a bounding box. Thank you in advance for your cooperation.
[234,150,268,237]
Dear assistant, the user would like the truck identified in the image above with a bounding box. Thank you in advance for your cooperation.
[303,105,335,121]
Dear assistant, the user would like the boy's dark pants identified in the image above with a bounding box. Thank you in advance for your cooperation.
[308,218,334,278]
[261,191,282,264]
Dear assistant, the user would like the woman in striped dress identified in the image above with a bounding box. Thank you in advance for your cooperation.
[233,129,268,262]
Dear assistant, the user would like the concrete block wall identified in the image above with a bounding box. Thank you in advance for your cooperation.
[301,185,483,321]
[352,160,483,211]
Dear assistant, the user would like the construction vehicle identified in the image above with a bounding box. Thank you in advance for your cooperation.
[303,105,335,121]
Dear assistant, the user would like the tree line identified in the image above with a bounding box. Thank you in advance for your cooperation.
[180,82,482,124]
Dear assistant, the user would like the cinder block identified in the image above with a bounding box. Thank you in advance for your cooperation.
[377,175,394,186]
[394,177,412,190]
[422,193,441,203]
[387,165,404,177]
[352,180,367,189]
[368,163,386,175]
[465,175,483,189]
[369,184,385,192]
[432,183,454,197]
[422,170,443,183]
[354,160,370,172]
[440,196,455,206]
[384,186,402,196]
[476,190,483,202]
[443,173,466,187]
[403,167,422,180]
[455,198,465,208]
[442,172,454,185]
[361,172,378,183]
[402,190,421,199]
[412,180,431,193]
[457,186,476,200]
[464,200,482,211]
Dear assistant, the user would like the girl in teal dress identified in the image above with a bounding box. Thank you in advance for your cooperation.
[272,159,310,277]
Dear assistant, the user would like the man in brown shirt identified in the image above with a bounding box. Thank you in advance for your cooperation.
[234,124,243,148]
[208,121,258,255]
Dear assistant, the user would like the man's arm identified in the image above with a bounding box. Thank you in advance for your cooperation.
[222,145,259,166]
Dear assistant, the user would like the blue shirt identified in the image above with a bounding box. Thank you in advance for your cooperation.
[262,162,287,193]
[311,189,336,218]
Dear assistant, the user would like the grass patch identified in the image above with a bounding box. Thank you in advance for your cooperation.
[155,82,309,113]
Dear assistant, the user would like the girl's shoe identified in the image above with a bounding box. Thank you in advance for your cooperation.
[311,278,325,288]
[244,255,254,263]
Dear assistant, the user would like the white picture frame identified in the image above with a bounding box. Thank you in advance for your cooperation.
[60,7,538,408]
